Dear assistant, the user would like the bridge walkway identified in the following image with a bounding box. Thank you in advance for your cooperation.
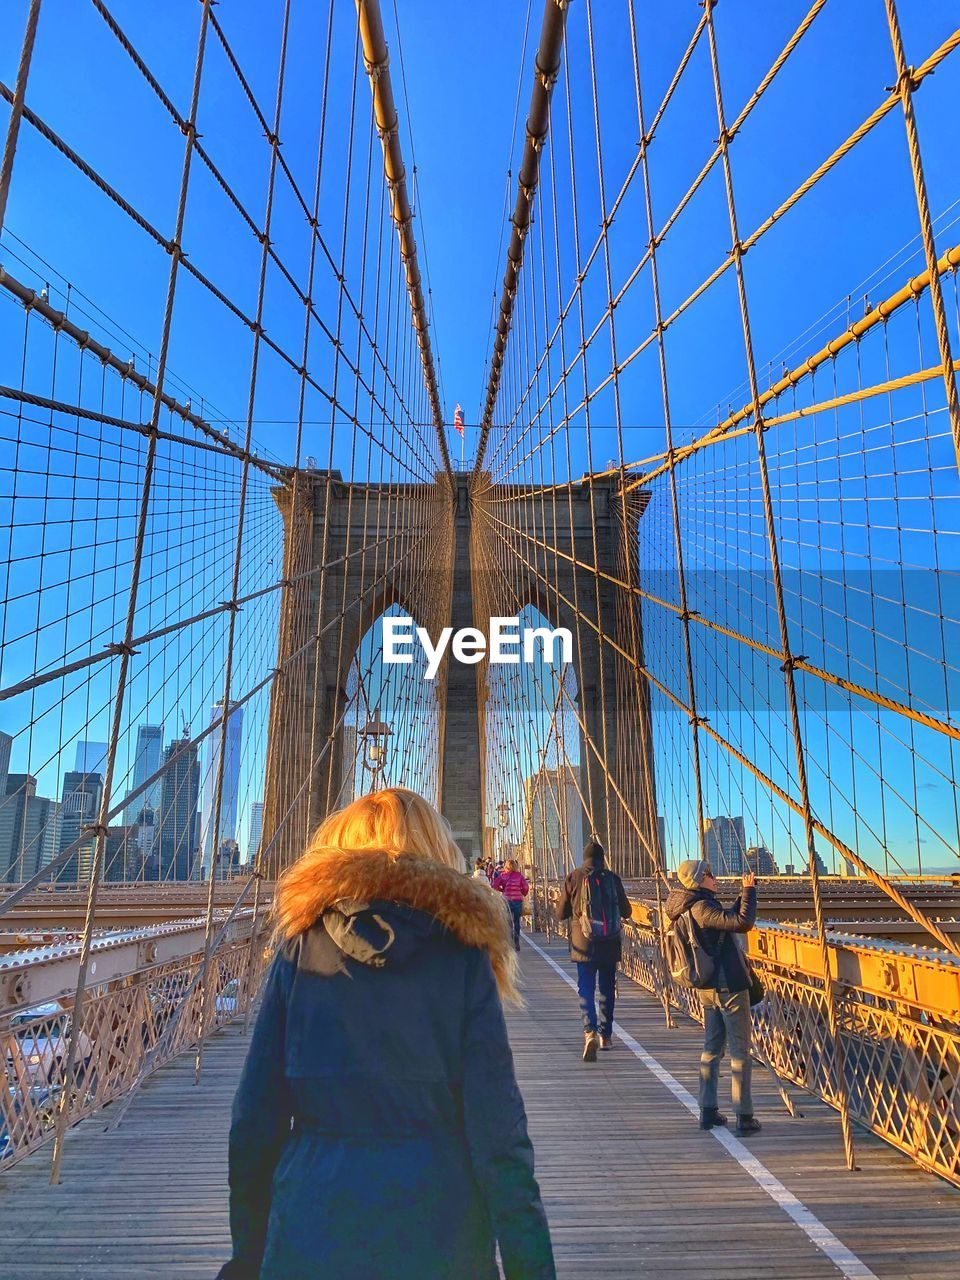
[1,935,959,1279]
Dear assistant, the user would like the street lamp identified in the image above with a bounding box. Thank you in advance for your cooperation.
[360,708,392,790]
[497,799,510,862]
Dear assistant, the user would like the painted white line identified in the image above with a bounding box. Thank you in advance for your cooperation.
[523,934,878,1280]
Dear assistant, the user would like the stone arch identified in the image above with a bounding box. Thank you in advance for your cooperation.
[337,601,442,810]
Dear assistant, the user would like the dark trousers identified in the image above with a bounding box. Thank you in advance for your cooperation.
[507,899,523,945]
[576,961,616,1037]
[699,987,754,1115]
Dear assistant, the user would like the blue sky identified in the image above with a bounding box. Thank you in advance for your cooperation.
[1,1,959,876]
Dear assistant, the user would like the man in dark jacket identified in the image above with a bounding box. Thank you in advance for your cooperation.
[556,839,632,1062]
[665,859,760,1136]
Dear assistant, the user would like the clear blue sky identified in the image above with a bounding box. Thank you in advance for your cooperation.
[1,1,959,875]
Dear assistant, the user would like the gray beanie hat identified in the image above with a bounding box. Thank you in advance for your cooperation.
[677,858,710,889]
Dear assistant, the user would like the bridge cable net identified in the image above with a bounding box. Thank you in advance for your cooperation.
[0,0,452,1174]
[473,0,960,1185]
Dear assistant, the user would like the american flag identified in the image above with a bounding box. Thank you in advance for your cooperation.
[453,403,464,436]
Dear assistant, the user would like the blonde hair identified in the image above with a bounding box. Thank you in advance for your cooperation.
[504,858,518,872]
[273,788,465,938]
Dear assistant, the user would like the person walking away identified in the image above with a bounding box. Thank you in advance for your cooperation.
[217,788,555,1280]
[665,860,760,1136]
[472,857,489,883]
[556,839,632,1062]
[493,858,529,951]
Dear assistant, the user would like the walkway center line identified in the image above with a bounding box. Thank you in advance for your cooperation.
[523,934,879,1280]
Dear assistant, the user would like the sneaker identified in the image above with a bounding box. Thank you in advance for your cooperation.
[699,1107,728,1130]
[599,1036,613,1050]
[735,1114,762,1136]
[582,1031,600,1063]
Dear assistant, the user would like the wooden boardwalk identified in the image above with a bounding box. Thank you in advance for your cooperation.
[2,934,959,1279]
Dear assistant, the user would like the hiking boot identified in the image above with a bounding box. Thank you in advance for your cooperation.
[599,1036,613,1050]
[735,1114,762,1136]
[582,1031,600,1062]
[699,1107,727,1130]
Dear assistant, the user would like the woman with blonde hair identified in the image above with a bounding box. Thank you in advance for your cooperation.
[217,787,555,1280]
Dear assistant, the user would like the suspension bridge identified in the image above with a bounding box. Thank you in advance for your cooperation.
[1,0,960,1275]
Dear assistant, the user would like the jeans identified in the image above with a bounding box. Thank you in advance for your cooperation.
[699,987,754,1116]
[576,961,617,1038]
[507,899,523,946]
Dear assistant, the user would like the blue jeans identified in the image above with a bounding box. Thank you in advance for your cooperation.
[576,961,616,1038]
[507,899,523,945]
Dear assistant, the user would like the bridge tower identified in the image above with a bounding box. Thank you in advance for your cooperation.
[261,468,656,878]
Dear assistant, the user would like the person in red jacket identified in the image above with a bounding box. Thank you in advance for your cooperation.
[493,859,529,951]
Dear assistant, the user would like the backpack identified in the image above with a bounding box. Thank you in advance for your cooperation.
[664,908,716,989]
[575,868,622,942]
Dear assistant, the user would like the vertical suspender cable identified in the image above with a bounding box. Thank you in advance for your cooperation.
[356,0,453,486]
[472,0,569,482]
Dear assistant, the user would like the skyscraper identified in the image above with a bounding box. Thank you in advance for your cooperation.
[337,724,359,806]
[701,816,747,876]
[745,844,778,876]
[157,733,201,881]
[125,724,164,863]
[523,765,585,872]
[0,730,12,783]
[74,741,108,774]
[59,770,104,882]
[0,774,60,882]
[248,801,264,866]
[199,700,243,878]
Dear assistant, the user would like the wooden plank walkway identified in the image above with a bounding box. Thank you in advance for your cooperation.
[1,933,959,1279]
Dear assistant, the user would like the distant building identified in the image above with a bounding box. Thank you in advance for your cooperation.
[0,774,60,882]
[523,766,585,872]
[701,816,747,876]
[337,724,359,806]
[211,838,241,881]
[483,825,497,861]
[0,730,12,783]
[74,741,108,775]
[247,801,264,867]
[103,825,140,882]
[59,770,104,882]
[157,734,201,881]
[784,851,829,877]
[745,844,777,876]
[124,724,164,863]
[199,701,243,879]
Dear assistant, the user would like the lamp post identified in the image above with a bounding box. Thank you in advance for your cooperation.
[360,708,392,791]
[497,799,510,863]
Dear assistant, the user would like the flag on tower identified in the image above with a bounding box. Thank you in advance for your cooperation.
[453,404,464,436]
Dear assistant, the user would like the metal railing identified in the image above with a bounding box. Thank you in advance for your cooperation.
[533,886,960,1189]
[1,921,270,1170]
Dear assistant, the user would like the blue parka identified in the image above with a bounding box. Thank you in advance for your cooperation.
[217,852,555,1280]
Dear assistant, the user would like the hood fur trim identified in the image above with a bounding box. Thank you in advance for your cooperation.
[274,848,520,1003]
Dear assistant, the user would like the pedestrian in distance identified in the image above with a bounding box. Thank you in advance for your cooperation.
[217,788,556,1280]
[665,859,761,1136]
[493,858,529,951]
[556,838,632,1062]
[472,856,489,882]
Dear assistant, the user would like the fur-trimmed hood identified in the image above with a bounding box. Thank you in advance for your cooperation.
[274,848,520,1003]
